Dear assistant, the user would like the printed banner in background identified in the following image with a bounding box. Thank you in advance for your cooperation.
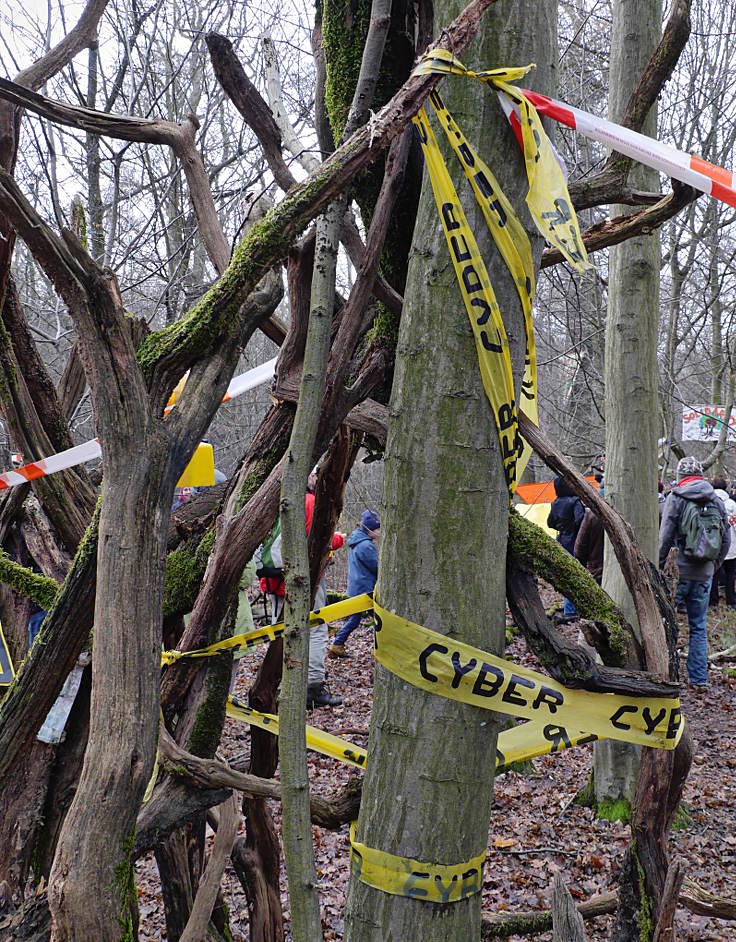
[682,405,736,443]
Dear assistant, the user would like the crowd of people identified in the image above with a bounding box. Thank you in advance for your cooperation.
[547,455,736,690]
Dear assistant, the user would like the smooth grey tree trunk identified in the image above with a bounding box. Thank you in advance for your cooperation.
[343,0,556,938]
[597,0,662,808]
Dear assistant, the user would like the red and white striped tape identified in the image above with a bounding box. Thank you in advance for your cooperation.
[498,88,736,209]
[0,357,278,491]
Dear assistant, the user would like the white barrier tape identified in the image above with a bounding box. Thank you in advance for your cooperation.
[1,358,278,490]
[0,438,102,490]
[499,88,736,209]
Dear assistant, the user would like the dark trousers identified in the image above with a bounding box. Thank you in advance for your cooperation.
[709,557,736,607]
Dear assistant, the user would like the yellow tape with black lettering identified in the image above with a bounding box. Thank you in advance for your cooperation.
[372,599,682,751]
[161,594,373,666]
[226,697,367,769]
[174,592,681,759]
[424,87,539,481]
[349,822,486,903]
[226,691,598,774]
[0,617,14,687]
[412,105,521,493]
[496,720,597,772]
[411,51,590,488]
[412,50,590,276]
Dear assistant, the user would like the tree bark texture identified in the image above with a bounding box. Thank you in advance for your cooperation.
[344,1,556,938]
[279,199,344,942]
[597,0,663,809]
[48,452,176,941]
[602,0,662,623]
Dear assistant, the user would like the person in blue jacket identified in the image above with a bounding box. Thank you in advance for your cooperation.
[329,509,380,657]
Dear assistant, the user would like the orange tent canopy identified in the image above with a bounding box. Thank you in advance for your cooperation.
[515,476,599,505]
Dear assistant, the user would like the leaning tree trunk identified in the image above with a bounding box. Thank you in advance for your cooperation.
[343,0,556,938]
[597,0,662,810]
[48,443,177,940]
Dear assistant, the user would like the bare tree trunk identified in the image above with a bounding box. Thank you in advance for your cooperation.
[48,450,176,940]
[597,0,663,810]
[279,199,344,941]
[344,1,555,938]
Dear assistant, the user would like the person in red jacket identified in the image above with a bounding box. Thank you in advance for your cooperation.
[255,473,345,708]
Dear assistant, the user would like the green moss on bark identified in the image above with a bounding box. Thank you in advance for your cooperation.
[597,797,631,823]
[113,829,137,942]
[0,552,59,608]
[573,771,596,808]
[187,654,232,758]
[481,910,552,939]
[509,512,630,664]
[633,839,654,942]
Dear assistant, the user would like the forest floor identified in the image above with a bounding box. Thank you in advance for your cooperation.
[136,581,736,941]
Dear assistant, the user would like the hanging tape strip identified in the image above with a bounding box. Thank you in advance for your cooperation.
[423,87,539,481]
[410,52,588,494]
[412,104,520,493]
[412,50,590,274]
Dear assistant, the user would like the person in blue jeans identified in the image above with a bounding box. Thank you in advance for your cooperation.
[329,510,380,658]
[659,456,731,687]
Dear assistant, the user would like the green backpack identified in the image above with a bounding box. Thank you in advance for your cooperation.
[254,520,283,591]
[679,498,726,561]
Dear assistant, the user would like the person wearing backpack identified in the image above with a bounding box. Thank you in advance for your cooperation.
[659,456,731,688]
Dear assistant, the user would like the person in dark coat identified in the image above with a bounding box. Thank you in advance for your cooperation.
[329,510,379,657]
[547,477,585,620]
[575,508,604,584]
[547,477,585,554]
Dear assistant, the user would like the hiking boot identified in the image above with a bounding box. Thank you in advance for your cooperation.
[307,682,343,709]
[328,643,349,658]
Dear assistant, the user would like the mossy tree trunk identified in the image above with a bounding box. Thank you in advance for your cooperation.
[344,1,556,938]
[597,0,662,811]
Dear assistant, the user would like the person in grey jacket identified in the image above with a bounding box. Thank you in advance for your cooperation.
[659,456,730,687]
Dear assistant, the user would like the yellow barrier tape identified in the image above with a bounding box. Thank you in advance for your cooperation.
[373,599,682,751]
[496,720,596,772]
[413,49,591,276]
[349,822,486,903]
[0,617,14,687]
[226,690,598,774]
[412,105,520,493]
[161,594,373,666]
[424,87,539,481]
[187,592,681,755]
[226,697,367,769]
[411,51,590,488]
